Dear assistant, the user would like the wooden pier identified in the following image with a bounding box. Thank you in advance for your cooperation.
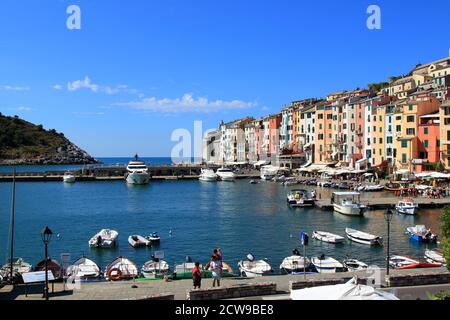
[316,197,450,210]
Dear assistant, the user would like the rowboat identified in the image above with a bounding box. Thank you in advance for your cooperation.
[343,259,369,272]
[34,258,63,279]
[280,255,311,274]
[88,229,119,248]
[346,228,383,246]
[238,254,272,278]
[105,257,138,281]
[66,257,101,279]
[389,255,442,269]
[0,258,32,283]
[128,235,151,248]
[424,250,446,265]
[311,255,345,274]
[312,231,345,244]
[141,259,170,279]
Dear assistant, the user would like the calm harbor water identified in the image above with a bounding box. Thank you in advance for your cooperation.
[0,178,443,274]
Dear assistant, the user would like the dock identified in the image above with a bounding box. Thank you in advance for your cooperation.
[316,197,450,210]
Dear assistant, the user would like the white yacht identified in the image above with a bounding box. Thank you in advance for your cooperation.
[216,167,236,181]
[63,172,76,183]
[199,168,218,182]
[126,155,150,185]
[260,165,279,181]
[332,192,367,216]
[396,198,418,215]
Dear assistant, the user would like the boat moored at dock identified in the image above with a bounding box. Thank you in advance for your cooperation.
[216,167,236,181]
[312,231,345,244]
[424,250,446,265]
[396,199,419,215]
[331,192,367,216]
[280,251,311,274]
[238,254,272,278]
[406,225,438,243]
[63,172,76,183]
[287,189,316,208]
[343,259,369,272]
[199,168,218,182]
[125,155,150,185]
[34,258,63,280]
[66,257,101,279]
[141,258,170,279]
[88,229,119,248]
[105,257,138,281]
[346,228,383,246]
[389,255,442,269]
[311,255,345,274]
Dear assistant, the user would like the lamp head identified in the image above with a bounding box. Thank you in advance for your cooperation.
[41,226,53,244]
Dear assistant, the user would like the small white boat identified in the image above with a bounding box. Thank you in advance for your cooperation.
[312,231,345,244]
[280,255,311,274]
[363,185,384,192]
[343,259,369,272]
[260,166,280,181]
[0,258,32,281]
[88,229,119,248]
[146,232,161,243]
[311,255,345,274]
[346,228,383,246]
[128,235,151,248]
[424,250,446,265]
[389,255,442,269]
[105,257,139,281]
[396,198,418,215]
[238,254,272,278]
[332,192,366,216]
[63,172,76,183]
[66,257,101,279]
[141,259,170,279]
[125,155,150,185]
[199,168,218,182]
[216,167,236,181]
[287,189,316,207]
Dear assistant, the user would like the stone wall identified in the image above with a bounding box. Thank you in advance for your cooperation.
[125,293,175,300]
[187,283,277,301]
[290,277,368,291]
[386,269,450,287]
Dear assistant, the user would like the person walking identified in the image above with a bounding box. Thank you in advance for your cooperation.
[192,262,202,289]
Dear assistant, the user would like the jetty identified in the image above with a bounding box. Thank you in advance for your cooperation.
[316,197,450,210]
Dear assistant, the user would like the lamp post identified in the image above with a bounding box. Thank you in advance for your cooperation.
[41,226,53,301]
[384,209,394,276]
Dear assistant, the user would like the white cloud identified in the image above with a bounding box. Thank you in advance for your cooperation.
[66,76,140,96]
[0,85,30,91]
[68,76,100,92]
[116,93,257,114]
[53,84,63,90]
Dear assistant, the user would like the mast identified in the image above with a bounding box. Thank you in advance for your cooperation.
[9,168,16,283]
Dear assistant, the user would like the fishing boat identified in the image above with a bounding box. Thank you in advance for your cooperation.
[287,189,316,208]
[280,251,311,274]
[424,250,446,265]
[63,172,76,183]
[34,258,63,280]
[216,167,236,181]
[312,231,345,244]
[346,228,383,246]
[146,232,161,243]
[66,257,101,279]
[311,255,345,274]
[406,225,438,243]
[396,199,418,215]
[332,192,366,216]
[389,255,442,269]
[105,257,138,281]
[199,168,218,182]
[343,259,369,272]
[238,254,272,278]
[128,235,151,248]
[141,259,170,279]
[0,258,33,282]
[125,154,150,185]
[384,182,402,192]
[88,229,119,248]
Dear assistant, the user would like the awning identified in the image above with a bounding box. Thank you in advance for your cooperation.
[253,160,269,167]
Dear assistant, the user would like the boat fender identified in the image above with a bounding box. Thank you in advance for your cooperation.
[108,268,122,281]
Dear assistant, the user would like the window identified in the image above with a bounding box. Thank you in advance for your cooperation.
[396,125,401,132]
[387,137,393,144]
[401,140,408,148]
[406,128,415,135]
[407,116,414,123]
[424,128,429,135]
[409,105,414,111]
[424,140,429,148]
[379,138,383,144]
[447,130,450,141]
[437,140,441,147]
[402,154,407,163]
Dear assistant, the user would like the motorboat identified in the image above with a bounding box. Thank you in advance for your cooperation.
[142,259,170,279]
[128,235,151,248]
[287,189,316,208]
[312,231,345,244]
[146,232,161,243]
[216,167,236,181]
[249,180,260,185]
[396,199,419,215]
[384,182,402,192]
[125,155,150,185]
[199,168,218,182]
[260,166,280,181]
[280,251,311,274]
[389,255,442,269]
[0,258,32,282]
[238,254,272,278]
[88,229,119,248]
[406,225,438,243]
[66,257,101,279]
[63,172,76,183]
[346,228,383,246]
[363,185,384,192]
[105,257,139,281]
[273,175,287,183]
[343,259,369,272]
[424,250,446,265]
[34,258,63,280]
[311,255,345,274]
[332,192,367,216]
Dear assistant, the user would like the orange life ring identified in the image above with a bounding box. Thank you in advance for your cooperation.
[108,268,122,281]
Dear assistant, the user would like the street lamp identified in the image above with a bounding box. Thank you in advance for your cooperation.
[384,209,394,276]
[41,226,53,301]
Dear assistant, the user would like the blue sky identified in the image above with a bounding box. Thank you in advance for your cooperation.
[0,0,449,157]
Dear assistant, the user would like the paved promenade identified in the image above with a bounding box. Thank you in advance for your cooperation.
[1,268,449,300]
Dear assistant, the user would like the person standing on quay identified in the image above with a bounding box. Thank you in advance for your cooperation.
[210,255,222,288]
[192,262,202,290]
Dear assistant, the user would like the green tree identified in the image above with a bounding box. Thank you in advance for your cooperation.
[441,206,450,270]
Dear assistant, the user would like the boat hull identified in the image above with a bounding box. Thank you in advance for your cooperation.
[334,204,364,216]
[126,173,150,185]
[396,207,417,215]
